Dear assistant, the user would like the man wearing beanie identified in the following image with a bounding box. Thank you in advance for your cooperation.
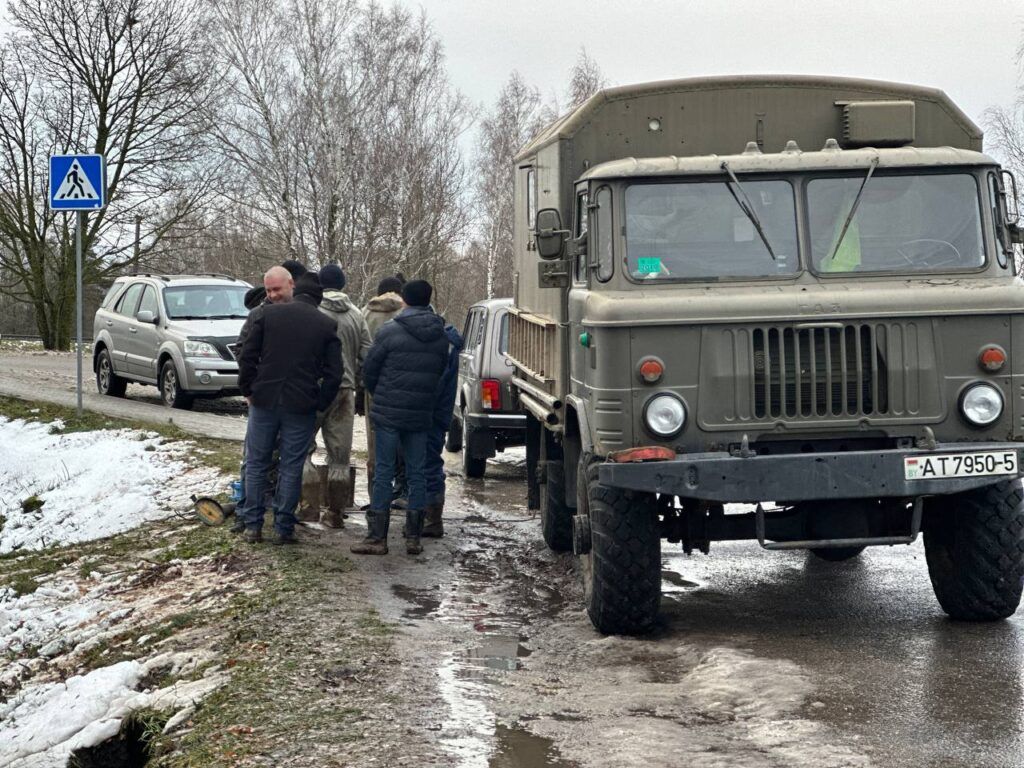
[298,263,371,528]
[355,279,448,555]
[237,268,341,545]
[280,259,307,280]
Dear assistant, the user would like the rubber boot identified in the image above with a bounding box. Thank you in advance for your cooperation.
[405,509,425,555]
[298,458,322,522]
[351,510,389,555]
[422,501,444,539]
[325,473,350,528]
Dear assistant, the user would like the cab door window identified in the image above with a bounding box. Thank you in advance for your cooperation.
[574,188,589,283]
[115,283,144,316]
[989,172,1010,268]
[594,186,614,282]
[137,285,159,318]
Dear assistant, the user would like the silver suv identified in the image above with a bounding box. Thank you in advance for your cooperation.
[92,274,251,409]
[446,298,526,477]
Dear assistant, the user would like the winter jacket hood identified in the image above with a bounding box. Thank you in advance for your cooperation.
[319,290,371,390]
[321,290,356,314]
[395,306,444,343]
[366,292,404,314]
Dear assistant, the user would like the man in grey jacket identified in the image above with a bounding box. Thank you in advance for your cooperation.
[300,263,372,527]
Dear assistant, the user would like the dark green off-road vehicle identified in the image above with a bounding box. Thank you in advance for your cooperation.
[507,75,1024,634]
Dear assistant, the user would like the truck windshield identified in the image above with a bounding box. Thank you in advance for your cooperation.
[162,285,250,320]
[624,180,799,280]
[808,173,985,273]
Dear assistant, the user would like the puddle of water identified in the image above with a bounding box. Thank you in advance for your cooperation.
[489,723,577,768]
[391,584,442,620]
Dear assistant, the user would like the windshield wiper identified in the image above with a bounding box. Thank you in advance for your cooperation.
[721,161,777,261]
[827,156,880,263]
[206,314,247,319]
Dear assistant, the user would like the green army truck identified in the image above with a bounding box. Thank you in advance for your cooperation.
[506,75,1024,635]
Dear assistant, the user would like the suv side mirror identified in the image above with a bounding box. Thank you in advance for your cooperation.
[534,208,569,260]
[136,310,158,324]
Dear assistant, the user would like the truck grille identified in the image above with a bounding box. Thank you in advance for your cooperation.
[699,320,940,428]
[752,325,887,418]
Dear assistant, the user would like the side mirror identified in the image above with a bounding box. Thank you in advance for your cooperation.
[136,310,158,324]
[534,208,569,260]
[1001,170,1020,225]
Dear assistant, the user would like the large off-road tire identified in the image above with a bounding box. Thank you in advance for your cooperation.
[95,348,127,397]
[445,412,463,453]
[540,460,573,552]
[159,359,194,410]
[924,479,1024,621]
[810,546,866,562]
[579,459,661,635]
[461,410,486,478]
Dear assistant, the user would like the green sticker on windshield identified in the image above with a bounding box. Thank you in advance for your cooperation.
[637,257,662,274]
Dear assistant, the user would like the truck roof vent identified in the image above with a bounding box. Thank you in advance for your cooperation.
[782,140,802,154]
[741,141,762,155]
[822,138,841,152]
[841,100,915,148]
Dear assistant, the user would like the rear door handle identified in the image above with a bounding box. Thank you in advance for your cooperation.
[105,321,113,327]
[129,328,137,334]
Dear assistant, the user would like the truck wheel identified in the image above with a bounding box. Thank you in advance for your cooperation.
[810,546,866,562]
[445,413,463,453]
[540,460,573,552]
[159,360,194,410]
[924,479,1024,621]
[95,348,127,397]
[461,410,486,478]
[579,458,661,635]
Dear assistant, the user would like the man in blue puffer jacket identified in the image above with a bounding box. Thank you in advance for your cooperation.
[422,321,464,538]
[354,280,449,555]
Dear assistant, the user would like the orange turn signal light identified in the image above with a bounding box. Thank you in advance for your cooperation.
[638,358,664,383]
[979,346,1006,373]
[609,446,676,463]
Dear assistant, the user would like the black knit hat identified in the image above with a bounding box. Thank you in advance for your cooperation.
[294,272,323,305]
[319,263,346,290]
[243,286,267,310]
[281,259,307,280]
[377,276,404,296]
[401,279,432,307]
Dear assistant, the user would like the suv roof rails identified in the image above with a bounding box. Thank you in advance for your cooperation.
[127,272,171,282]
[194,273,242,281]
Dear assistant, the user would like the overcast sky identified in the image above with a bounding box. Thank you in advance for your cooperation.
[407,0,1023,150]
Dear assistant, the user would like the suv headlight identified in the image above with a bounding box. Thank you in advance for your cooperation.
[644,393,687,437]
[184,340,220,358]
[961,383,1003,426]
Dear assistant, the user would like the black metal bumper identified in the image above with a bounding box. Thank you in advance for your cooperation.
[598,443,1024,502]
[465,413,527,431]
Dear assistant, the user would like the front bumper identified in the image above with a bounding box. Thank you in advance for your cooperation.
[183,358,239,392]
[599,443,1024,502]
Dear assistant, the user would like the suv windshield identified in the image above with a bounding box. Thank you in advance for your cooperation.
[624,180,799,280]
[808,173,985,273]
[162,285,249,320]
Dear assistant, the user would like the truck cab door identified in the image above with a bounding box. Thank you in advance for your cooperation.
[567,184,590,395]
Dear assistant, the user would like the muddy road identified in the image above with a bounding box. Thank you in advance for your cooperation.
[357,449,1024,768]
[5,350,1023,766]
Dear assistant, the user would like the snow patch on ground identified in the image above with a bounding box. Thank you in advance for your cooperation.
[0,417,225,553]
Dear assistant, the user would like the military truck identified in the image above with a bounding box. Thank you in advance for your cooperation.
[506,75,1024,635]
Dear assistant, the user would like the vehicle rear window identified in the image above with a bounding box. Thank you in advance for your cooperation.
[114,283,144,316]
[808,173,985,274]
[497,313,509,355]
[162,285,249,320]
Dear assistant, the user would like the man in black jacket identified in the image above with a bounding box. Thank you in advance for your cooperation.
[353,279,449,555]
[237,271,342,544]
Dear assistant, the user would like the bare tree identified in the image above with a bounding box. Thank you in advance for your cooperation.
[0,0,217,349]
[566,47,608,110]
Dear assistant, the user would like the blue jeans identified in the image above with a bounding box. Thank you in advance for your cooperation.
[425,427,446,506]
[371,424,427,513]
[241,405,317,535]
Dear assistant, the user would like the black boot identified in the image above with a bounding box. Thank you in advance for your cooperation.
[405,509,425,555]
[351,509,390,555]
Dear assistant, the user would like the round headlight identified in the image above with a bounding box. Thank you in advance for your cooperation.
[961,383,1003,426]
[644,394,686,437]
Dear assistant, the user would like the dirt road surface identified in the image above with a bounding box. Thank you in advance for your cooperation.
[4,349,1023,766]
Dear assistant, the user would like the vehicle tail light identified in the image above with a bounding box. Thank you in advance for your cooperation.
[638,358,664,383]
[979,346,1006,372]
[481,379,501,410]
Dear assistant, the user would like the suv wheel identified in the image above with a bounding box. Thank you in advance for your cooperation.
[924,480,1024,620]
[461,410,486,478]
[159,359,194,410]
[95,348,127,397]
[579,456,661,635]
[445,411,463,453]
[540,459,573,552]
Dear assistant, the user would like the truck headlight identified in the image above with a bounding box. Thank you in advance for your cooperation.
[644,393,687,437]
[184,340,220,358]
[960,383,1003,426]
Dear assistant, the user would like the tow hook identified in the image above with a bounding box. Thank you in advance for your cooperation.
[573,514,592,556]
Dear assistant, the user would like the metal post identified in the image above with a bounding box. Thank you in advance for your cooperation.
[75,211,84,417]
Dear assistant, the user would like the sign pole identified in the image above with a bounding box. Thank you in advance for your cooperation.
[75,210,83,417]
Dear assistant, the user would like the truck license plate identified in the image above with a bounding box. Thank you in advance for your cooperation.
[904,451,1018,480]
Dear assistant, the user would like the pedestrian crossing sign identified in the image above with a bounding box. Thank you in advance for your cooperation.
[49,154,106,210]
